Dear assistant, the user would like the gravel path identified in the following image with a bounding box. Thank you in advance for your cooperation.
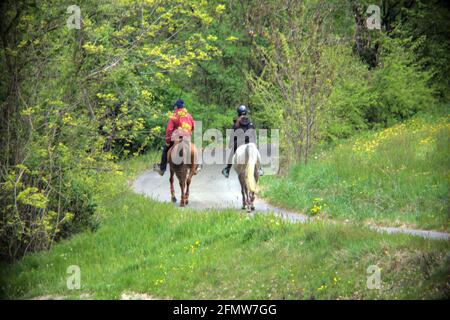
[133,163,449,241]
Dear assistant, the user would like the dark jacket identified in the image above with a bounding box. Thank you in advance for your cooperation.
[230,115,256,150]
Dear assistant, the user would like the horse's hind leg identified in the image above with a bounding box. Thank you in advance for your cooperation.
[241,188,246,210]
[250,192,255,211]
[238,174,246,210]
[185,169,194,205]
[179,175,186,207]
[243,178,252,213]
[170,168,176,203]
[245,188,252,213]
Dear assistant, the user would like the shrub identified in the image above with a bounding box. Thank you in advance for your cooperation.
[0,162,99,262]
[368,37,436,127]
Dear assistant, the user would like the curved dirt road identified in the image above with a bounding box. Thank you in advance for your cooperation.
[133,162,449,241]
[133,163,307,223]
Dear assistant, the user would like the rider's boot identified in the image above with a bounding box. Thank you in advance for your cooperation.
[221,167,230,178]
[258,167,264,176]
[155,163,165,176]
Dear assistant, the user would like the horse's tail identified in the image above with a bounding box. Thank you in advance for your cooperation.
[245,144,258,193]
[190,142,199,174]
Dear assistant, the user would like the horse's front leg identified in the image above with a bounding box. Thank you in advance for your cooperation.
[170,168,176,203]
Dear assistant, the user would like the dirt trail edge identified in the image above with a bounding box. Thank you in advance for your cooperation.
[133,163,449,241]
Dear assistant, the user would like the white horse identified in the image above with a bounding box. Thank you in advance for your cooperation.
[232,143,261,212]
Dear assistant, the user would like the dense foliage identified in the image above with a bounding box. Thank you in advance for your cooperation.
[0,0,223,261]
[1,0,449,261]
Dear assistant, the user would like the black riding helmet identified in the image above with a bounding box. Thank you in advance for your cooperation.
[237,105,247,116]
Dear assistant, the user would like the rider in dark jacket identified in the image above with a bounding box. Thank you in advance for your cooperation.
[221,105,264,178]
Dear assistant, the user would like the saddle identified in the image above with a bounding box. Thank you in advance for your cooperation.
[168,138,199,174]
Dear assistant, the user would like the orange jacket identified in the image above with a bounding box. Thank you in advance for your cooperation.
[165,108,195,144]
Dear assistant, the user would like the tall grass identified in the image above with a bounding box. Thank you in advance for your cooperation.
[261,114,450,231]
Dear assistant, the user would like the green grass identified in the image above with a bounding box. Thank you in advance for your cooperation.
[1,149,449,300]
[261,113,450,231]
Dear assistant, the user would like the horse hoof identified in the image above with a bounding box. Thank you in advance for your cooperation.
[172,197,177,203]
[247,208,251,213]
[241,205,246,210]
[180,203,185,207]
[251,206,255,211]
[185,200,189,205]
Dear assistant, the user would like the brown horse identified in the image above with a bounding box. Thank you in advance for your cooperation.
[167,139,199,207]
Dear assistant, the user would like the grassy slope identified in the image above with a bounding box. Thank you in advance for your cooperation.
[261,113,450,231]
[1,152,449,299]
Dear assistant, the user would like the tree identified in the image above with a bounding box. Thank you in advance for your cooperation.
[0,0,223,261]
[249,1,339,165]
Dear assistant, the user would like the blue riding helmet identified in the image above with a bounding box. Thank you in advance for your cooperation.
[237,105,247,116]
[175,99,184,108]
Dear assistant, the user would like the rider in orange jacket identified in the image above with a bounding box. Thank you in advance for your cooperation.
[155,99,195,176]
